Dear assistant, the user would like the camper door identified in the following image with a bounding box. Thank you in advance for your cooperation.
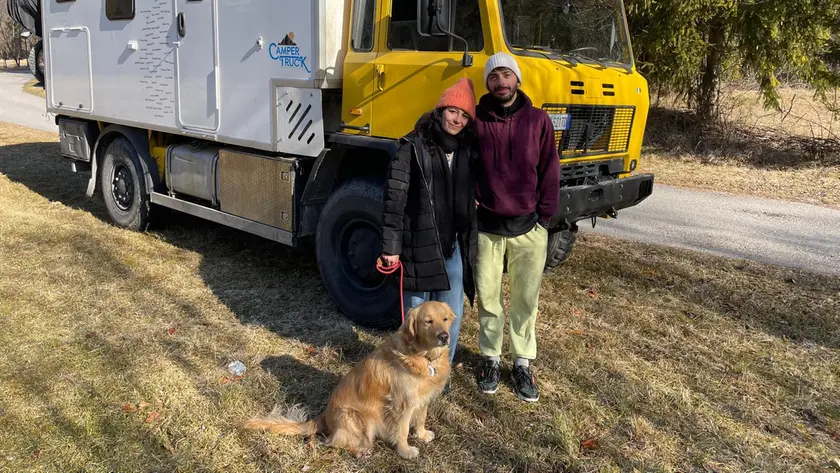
[175,0,219,131]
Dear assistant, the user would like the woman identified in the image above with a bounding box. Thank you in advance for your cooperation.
[379,77,479,372]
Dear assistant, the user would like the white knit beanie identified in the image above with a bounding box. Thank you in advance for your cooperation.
[484,52,523,88]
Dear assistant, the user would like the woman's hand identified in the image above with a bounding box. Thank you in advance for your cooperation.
[378,254,400,268]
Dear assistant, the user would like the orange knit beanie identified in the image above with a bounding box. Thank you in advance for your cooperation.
[435,77,476,120]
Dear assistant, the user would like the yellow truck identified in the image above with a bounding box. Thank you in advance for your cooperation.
[39,0,654,327]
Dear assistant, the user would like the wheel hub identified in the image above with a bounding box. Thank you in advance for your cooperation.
[346,225,381,284]
[111,165,134,211]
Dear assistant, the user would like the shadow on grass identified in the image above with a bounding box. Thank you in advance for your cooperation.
[644,107,840,169]
[0,140,384,355]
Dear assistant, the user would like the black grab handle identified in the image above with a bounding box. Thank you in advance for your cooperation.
[177,13,186,38]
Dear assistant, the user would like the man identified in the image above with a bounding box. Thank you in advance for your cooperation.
[473,52,561,402]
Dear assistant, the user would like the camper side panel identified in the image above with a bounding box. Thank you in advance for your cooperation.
[43,0,179,130]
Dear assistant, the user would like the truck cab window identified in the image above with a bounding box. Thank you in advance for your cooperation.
[106,0,134,21]
[351,0,376,51]
[388,0,484,52]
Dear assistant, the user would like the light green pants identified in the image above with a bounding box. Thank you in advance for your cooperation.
[475,224,549,360]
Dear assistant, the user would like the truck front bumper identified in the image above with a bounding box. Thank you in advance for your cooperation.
[550,173,655,228]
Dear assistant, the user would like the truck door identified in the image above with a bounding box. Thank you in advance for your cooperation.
[341,0,380,135]
[370,0,486,139]
[174,0,219,131]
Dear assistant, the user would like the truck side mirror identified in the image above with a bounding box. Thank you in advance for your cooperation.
[417,0,451,37]
[416,0,473,67]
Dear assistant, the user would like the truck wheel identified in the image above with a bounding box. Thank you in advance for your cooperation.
[544,229,578,271]
[28,40,45,85]
[100,137,152,231]
[316,178,400,329]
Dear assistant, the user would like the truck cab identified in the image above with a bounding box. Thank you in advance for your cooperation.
[317,0,653,324]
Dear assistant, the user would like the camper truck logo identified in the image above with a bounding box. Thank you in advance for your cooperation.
[269,32,311,74]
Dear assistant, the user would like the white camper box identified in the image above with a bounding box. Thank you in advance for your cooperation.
[43,0,348,157]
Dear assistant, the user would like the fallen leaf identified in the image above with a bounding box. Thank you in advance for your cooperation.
[85,332,97,339]
[137,401,151,410]
[456,362,464,369]
[167,327,176,336]
[568,330,584,336]
[32,450,41,460]
[580,438,598,450]
[231,375,245,382]
[571,308,584,317]
[144,411,161,423]
[219,376,230,385]
[121,403,138,413]
[586,288,600,299]
[305,346,317,355]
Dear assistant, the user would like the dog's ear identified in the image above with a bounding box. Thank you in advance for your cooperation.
[401,306,419,341]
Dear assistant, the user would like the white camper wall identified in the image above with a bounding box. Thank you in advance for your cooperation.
[44,0,179,130]
[43,0,346,155]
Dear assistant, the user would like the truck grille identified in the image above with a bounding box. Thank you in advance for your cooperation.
[542,105,635,158]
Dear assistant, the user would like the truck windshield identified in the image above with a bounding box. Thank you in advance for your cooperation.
[500,0,632,67]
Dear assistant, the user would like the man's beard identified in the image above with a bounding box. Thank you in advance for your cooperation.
[493,86,516,103]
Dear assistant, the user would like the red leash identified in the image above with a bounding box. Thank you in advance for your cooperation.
[376,259,405,325]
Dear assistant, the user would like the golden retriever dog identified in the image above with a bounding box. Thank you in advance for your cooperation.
[241,300,454,459]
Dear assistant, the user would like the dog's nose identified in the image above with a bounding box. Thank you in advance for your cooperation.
[438,332,450,344]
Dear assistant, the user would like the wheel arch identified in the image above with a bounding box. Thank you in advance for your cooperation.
[86,125,161,198]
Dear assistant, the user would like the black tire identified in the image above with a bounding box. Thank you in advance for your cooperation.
[316,178,400,329]
[544,228,578,271]
[100,137,152,231]
[28,40,45,85]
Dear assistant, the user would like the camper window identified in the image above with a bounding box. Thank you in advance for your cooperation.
[106,0,134,21]
[351,0,376,51]
[388,0,483,52]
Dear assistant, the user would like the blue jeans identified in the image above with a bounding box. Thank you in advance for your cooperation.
[403,241,464,364]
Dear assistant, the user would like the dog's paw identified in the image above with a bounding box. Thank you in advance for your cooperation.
[417,430,435,443]
[397,446,420,460]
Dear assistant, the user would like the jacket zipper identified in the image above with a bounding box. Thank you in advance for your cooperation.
[409,139,449,289]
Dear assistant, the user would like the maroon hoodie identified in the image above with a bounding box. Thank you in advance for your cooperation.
[475,90,561,235]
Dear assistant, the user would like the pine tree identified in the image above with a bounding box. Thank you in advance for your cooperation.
[625,0,840,121]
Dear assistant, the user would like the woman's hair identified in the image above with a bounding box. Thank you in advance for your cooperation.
[413,107,478,145]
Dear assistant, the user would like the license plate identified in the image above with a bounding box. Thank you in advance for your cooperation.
[549,113,570,131]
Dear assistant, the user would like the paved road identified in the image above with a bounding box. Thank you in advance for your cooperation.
[0,70,838,276]
[0,69,57,133]
[584,184,840,276]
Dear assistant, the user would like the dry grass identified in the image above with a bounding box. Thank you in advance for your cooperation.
[0,59,29,69]
[22,79,46,99]
[1,121,839,472]
[642,86,840,207]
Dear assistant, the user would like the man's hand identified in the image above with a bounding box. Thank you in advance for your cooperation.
[378,254,400,267]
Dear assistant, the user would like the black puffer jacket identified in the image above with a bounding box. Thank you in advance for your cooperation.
[381,118,478,304]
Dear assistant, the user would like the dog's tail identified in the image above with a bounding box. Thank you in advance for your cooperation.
[240,405,326,436]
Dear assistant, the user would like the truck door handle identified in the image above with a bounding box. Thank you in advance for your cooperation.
[177,13,186,38]
[375,65,384,92]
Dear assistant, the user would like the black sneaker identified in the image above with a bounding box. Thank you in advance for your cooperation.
[477,359,501,394]
[511,365,539,402]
